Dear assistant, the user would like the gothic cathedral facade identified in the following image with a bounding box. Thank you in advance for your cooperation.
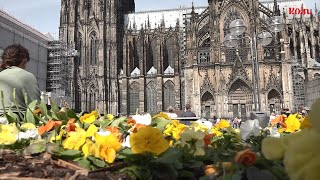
[60,0,320,118]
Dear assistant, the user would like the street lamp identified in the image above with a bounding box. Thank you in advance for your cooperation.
[223,16,285,111]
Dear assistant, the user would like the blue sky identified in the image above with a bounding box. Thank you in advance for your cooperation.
[0,0,207,37]
[0,0,318,38]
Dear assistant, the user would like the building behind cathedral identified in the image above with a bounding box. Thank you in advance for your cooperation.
[58,0,320,118]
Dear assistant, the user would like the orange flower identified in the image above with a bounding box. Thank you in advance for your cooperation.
[66,118,76,132]
[38,120,62,135]
[235,149,257,166]
[127,118,136,126]
[106,126,119,134]
[204,134,215,147]
[204,165,217,176]
[271,115,286,128]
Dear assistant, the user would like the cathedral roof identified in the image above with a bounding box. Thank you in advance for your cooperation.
[124,6,206,30]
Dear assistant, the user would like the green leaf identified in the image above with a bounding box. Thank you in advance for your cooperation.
[39,99,48,119]
[59,149,82,159]
[22,141,46,156]
[25,109,35,124]
[46,143,64,155]
[56,111,68,122]
[67,109,79,121]
[150,118,172,131]
[49,99,60,113]
[7,109,18,123]
[50,112,59,120]
[4,114,18,123]
[87,155,106,168]
[27,100,38,111]
[110,117,127,127]
[75,158,91,169]
[123,166,152,180]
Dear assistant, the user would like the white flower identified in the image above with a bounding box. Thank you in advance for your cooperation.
[18,129,39,140]
[122,134,131,148]
[96,129,111,136]
[0,117,8,125]
[132,113,152,125]
[195,119,213,129]
[267,126,280,138]
[92,129,111,141]
[240,119,261,140]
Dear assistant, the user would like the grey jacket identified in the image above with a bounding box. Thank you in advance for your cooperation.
[0,66,40,113]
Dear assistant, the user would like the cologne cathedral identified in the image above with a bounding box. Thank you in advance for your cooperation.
[59,0,320,119]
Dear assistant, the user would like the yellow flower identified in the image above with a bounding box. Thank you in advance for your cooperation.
[278,127,285,133]
[80,111,99,124]
[211,128,222,136]
[176,128,205,156]
[300,116,312,129]
[85,124,98,137]
[285,114,301,133]
[130,126,169,156]
[20,123,36,131]
[62,128,86,150]
[106,114,114,121]
[82,138,100,158]
[0,124,19,145]
[50,129,65,143]
[94,133,122,163]
[153,112,170,120]
[163,120,186,140]
[215,119,230,129]
[191,121,210,133]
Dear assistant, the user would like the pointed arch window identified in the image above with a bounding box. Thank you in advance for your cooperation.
[129,82,140,114]
[163,80,175,111]
[90,32,99,65]
[146,81,157,114]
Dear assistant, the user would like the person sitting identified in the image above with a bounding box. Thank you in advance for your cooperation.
[166,106,178,119]
[182,104,196,117]
[0,44,40,114]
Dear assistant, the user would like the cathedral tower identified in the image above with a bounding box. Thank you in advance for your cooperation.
[59,0,135,113]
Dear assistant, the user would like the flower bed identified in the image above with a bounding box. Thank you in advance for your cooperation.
[1,98,320,180]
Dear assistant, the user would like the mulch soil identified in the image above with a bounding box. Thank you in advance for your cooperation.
[0,150,130,180]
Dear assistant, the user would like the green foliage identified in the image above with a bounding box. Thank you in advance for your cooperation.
[25,100,38,124]
[151,117,172,131]
[87,155,106,168]
[22,141,46,156]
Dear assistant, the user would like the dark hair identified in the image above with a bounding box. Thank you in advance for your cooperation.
[185,104,191,110]
[0,44,30,69]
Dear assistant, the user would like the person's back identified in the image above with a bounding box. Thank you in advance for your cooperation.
[166,106,178,119]
[0,44,40,113]
[182,104,196,117]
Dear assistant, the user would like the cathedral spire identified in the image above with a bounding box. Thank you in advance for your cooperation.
[147,15,151,29]
[161,14,165,29]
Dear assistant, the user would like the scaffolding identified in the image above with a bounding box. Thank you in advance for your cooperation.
[47,40,77,99]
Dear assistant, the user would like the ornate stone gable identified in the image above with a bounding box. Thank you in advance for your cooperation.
[226,52,251,89]
[200,70,215,97]
[265,66,282,93]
